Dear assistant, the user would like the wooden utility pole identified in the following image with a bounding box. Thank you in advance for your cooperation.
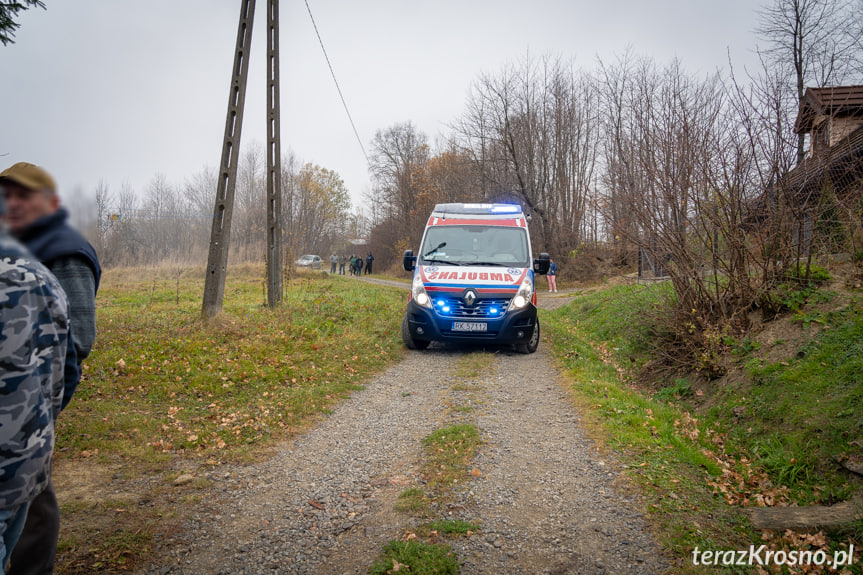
[203,0,284,317]
[266,0,283,307]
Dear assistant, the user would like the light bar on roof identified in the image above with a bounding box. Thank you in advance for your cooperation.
[491,204,520,213]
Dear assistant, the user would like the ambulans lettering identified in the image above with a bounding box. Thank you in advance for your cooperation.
[423,269,516,283]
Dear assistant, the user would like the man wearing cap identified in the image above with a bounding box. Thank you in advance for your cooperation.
[0,162,101,575]
[0,192,74,572]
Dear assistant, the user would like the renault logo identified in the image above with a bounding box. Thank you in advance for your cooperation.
[463,289,477,306]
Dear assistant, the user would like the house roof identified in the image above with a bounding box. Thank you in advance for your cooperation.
[794,85,863,134]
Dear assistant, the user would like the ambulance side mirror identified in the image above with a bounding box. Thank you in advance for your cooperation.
[403,250,416,272]
[533,252,550,275]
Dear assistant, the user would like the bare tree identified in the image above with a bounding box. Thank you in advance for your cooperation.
[233,146,266,259]
[455,54,600,259]
[367,122,431,252]
[94,180,111,253]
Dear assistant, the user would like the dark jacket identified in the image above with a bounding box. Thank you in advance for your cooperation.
[18,208,101,409]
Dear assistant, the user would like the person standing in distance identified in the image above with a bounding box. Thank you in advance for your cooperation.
[1,162,101,575]
[547,257,558,293]
[0,191,75,571]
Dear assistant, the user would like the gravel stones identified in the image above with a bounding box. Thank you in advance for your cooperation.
[139,329,665,574]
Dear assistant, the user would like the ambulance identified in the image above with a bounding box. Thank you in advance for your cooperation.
[401,203,550,353]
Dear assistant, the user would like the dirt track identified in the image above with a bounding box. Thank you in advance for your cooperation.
[132,288,665,574]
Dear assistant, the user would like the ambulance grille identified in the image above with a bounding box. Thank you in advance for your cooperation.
[432,297,511,319]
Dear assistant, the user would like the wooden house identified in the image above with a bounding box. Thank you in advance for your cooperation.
[772,85,863,254]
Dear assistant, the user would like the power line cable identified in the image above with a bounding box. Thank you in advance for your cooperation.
[303,0,369,165]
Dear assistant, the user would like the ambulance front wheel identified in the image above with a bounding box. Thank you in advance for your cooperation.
[515,319,540,354]
[402,315,430,350]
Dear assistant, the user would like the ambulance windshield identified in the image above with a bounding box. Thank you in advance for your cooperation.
[420,225,529,267]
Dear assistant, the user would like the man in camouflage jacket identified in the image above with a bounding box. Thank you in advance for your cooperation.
[0,192,74,570]
[1,162,97,574]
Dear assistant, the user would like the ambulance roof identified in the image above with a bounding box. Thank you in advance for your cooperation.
[431,203,524,217]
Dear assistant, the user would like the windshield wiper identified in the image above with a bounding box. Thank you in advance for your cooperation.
[424,242,447,257]
[424,259,461,266]
[464,261,506,266]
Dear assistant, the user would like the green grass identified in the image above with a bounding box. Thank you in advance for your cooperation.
[543,279,863,572]
[368,540,459,575]
[421,424,483,491]
[718,301,863,506]
[55,265,407,574]
[415,520,480,537]
[60,268,406,464]
[559,283,671,367]
[542,293,755,572]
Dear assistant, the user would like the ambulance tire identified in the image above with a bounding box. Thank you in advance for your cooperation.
[515,319,540,354]
[402,315,430,350]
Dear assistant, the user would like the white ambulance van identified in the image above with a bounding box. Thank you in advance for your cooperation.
[402,203,550,353]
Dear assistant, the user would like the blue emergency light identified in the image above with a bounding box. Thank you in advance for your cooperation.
[490,205,520,213]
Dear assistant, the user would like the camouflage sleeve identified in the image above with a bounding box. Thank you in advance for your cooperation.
[0,249,70,509]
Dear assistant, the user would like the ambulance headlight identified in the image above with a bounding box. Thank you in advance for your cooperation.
[508,276,533,310]
[412,274,432,309]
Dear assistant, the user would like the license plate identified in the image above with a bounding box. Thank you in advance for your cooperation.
[452,321,487,332]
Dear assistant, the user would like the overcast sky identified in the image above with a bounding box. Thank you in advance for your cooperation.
[2,0,766,216]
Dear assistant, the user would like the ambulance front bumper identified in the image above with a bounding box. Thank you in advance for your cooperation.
[404,299,538,346]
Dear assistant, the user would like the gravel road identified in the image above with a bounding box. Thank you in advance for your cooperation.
[139,292,666,574]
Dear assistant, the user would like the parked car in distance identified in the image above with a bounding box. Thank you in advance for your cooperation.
[295,254,322,269]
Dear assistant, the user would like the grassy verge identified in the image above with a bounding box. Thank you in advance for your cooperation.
[543,279,863,573]
[56,265,407,573]
[715,302,863,507]
[543,300,753,574]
